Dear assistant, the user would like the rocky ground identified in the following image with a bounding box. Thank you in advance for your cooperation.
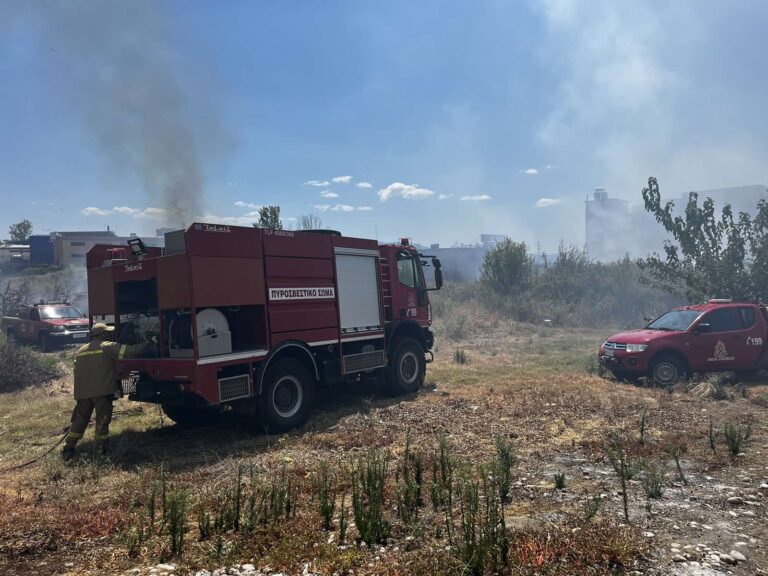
[0,324,766,575]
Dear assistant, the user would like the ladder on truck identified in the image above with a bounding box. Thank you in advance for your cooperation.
[379,257,393,321]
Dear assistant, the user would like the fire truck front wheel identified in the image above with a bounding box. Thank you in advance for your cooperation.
[387,337,426,395]
[260,358,315,432]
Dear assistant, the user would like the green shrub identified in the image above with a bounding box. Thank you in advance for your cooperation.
[554,472,566,490]
[641,463,665,499]
[0,334,63,393]
[351,450,390,546]
[453,348,468,365]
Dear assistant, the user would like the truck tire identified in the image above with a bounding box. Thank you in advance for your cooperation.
[649,355,685,386]
[39,332,52,353]
[259,357,315,433]
[161,402,218,427]
[387,337,426,395]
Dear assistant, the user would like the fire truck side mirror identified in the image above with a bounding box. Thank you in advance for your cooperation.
[430,257,443,290]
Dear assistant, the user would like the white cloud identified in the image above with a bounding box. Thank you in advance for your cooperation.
[320,190,339,198]
[534,198,563,208]
[81,207,111,217]
[460,195,492,202]
[235,200,260,209]
[81,206,167,220]
[304,180,330,187]
[356,181,373,189]
[522,168,539,175]
[314,203,370,213]
[438,194,454,200]
[378,182,435,202]
[332,175,353,184]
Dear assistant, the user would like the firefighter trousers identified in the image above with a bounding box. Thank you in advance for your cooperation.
[64,395,114,449]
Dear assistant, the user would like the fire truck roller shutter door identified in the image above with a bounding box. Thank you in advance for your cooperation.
[334,250,382,334]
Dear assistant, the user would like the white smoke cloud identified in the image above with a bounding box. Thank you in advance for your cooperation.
[304,180,330,187]
[320,190,339,198]
[332,175,353,184]
[356,181,373,188]
[522,168,539,175]
[460,195,491,202]
[378,182,435,202]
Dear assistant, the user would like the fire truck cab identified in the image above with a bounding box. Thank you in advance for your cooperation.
[86,224,441,431]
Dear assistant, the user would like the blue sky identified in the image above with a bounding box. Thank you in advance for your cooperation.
[1,1,767,250]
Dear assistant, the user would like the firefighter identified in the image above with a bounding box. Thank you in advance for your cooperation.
[62,323,147,460]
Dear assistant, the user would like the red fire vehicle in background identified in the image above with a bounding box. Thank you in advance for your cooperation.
[2,301,90,351]
[599,299,768,385]
[86,224,442,431]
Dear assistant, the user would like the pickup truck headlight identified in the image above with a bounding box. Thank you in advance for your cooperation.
[626,343,648,353]
[53,325,66,332]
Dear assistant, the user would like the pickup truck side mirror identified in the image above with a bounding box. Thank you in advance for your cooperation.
[694,322,711,334]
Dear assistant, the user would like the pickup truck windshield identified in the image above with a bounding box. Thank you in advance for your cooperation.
[647,310,702,331]
[40,306,82,320]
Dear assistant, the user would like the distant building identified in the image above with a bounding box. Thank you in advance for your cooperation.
[0,244,30,264]
[585,188,632,261]
[50,230,164,267]
[585,184,768,261]
[29,234,54,265]
[425,234,508,282]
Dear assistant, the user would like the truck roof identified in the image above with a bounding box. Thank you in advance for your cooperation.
[674,300,760,313]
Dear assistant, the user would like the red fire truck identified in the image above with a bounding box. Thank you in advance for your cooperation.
[86,224,442,431]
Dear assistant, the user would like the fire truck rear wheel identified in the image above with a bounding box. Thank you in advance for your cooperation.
[387,337,425,395]
[260,358,315,432]
[649,355,685,386]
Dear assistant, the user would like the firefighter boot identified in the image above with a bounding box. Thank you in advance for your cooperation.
[61,446,76,461]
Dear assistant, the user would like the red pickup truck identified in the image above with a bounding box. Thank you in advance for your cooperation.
[2,302,91,351]
[599,300,768,385]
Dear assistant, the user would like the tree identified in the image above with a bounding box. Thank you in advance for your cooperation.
[479,239,533,296]
[253,206,283,230]
[9,220,32,243]
[296,214,323,230]
[639,176,768,301]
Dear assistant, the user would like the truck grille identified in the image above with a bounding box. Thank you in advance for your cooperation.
[343,350,386,374]
[219,374,250,402]
[69,324,89,331]
[121,372,140,396]
[604,342,627,351]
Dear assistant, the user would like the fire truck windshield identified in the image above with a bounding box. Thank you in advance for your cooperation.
[646,310,702,331]
[40,306,83,320]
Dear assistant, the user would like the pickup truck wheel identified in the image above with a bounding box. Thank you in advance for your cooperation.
[39,332,52,353]
[260,358,314,433]
[649,355,685,386]
[387,337,425,395]
[161,402,218,427]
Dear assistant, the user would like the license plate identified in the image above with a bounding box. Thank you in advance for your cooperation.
[604,348,614,357]
[73,333,88,340]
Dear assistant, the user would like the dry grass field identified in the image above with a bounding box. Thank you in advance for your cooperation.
[0,315,766,576]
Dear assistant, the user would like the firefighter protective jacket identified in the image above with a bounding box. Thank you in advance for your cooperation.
[73,339,147,400]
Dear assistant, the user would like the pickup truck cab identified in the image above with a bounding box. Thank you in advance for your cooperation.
[599,300,768,385]
[2,302,90,352]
